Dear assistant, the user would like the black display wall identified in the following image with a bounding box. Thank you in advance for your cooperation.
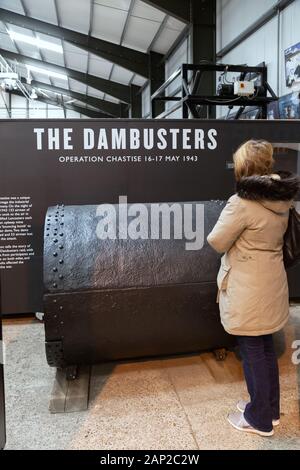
[0,119,299,315]
[0,283,6,449]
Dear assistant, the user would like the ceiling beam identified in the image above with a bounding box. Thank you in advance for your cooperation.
[141,0,190,23]
[10,89,114,118]
[0,7,149,77]
[21,78,121,117]
[0,48,134,103]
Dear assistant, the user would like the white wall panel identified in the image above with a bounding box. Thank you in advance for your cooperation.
[29,100,47,118]
[66,109,81,118]
[47,105,64,118]
[221,16,278,92]
[0,91,10,118]
[165,107,181,119]
[11,94,27,118]
[217,0,277,50]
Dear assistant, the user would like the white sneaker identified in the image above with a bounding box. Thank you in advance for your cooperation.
[236,400,280,426]
[227,411,274,437]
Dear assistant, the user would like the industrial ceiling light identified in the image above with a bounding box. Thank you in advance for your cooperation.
[26,65,68,81]
[9,30,63,53]
[30,88,38,100]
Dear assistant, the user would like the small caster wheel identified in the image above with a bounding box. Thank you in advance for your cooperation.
[213,348,227,361]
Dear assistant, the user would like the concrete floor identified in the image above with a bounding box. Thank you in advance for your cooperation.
[3,305,300,450]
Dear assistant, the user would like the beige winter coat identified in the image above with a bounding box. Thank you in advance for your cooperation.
[207,172,299,336]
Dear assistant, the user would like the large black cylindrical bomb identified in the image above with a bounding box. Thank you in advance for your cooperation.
[43,202,234,367]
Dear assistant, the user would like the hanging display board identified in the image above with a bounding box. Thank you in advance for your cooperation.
[0,119,299,315]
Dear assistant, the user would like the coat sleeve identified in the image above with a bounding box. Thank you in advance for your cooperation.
[207,195,247,254]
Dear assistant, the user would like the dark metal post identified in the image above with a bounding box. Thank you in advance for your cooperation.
[149,51,165,118]
[120,103,129,118]
[129,85,142,118]
[181,64,189,119]
[190,0,216,118]
[261,66,268,119]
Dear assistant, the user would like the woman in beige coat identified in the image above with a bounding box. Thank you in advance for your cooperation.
[207,140,300,437]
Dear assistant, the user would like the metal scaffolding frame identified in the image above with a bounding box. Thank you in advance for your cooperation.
[151,63,278,119]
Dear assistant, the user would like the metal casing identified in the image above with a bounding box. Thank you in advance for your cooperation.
[43,202,234,367]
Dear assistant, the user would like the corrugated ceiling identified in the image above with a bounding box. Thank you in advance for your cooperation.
[0,0,186,113]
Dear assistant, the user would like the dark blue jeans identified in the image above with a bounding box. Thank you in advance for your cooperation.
[237,335,280,433]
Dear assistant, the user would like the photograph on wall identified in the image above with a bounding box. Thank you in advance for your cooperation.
[239,107,260,120]
[267,101,279,120]
[285,42,300,88]
[278,92,300,119]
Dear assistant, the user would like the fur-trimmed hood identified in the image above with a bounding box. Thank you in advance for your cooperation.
[236,171,300,214]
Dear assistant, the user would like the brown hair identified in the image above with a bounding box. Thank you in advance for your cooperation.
[233,140,274,181]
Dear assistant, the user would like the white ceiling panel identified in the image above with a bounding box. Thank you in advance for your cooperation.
[41,49,65,67]
[4,24,42,58]
[122,15,161,52]
[56,0,91,34]
[0,0,24,14]
[30,71,52,84]
[17,41,41,59]
[88,54,113,79]
[36,33,65,66]
[105,95,120,104]
[87,86,104,99]
[165,16,186,32]
[69,78,88,94]
[91,2,127,44]
[77,102,99,112]
[111,65,133,85]
[0,26,18,53]
[0,20,7,33]
[131,75,147,86]
[132,1,165,22]
[151,26,180,54]
[36,32,63,47]
[12,62,28,78]
[23,0,58,25]
[51,77,70,89]
[63,42,88,72]
[94,0,131,8]
[74,100,88,108]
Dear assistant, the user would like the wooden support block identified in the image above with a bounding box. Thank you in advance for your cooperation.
[49,366,91,414]
[65,367,90,413]
[49,369,67,413]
